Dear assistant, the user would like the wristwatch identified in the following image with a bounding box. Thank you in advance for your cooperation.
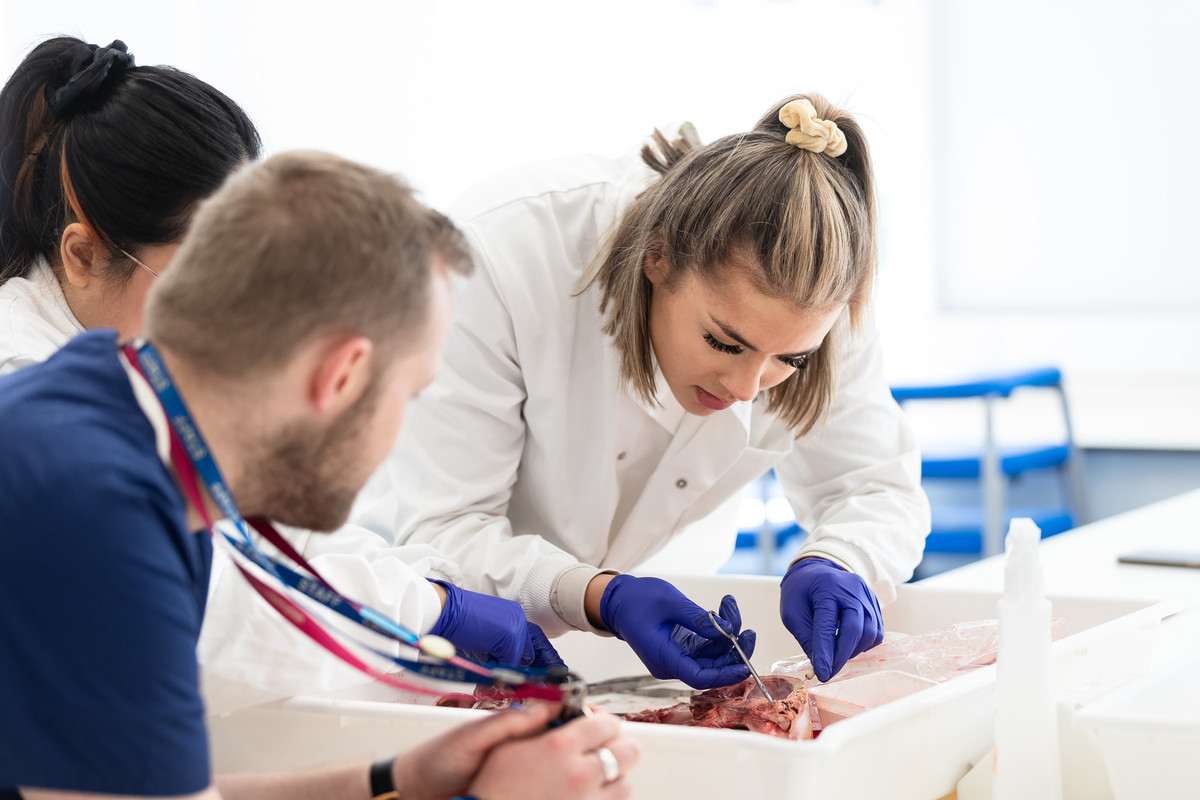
[369,758,399,800]
[370,757,482,800]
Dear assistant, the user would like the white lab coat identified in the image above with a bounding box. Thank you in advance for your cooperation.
[377,147,932,638]
[0,259,447,714]
[0,259,85,374]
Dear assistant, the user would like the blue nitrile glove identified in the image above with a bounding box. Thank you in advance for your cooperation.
[429,580,564,668]
[599,575,755,689]
[780,558,884,682]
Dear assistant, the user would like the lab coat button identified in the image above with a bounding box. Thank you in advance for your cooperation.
[676,478,687,489]
[617,451,627,461]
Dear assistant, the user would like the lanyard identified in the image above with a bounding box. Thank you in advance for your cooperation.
[125,341,563,702]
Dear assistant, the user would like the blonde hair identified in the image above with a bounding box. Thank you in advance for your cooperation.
[145,150,471,377]
[592,93,876,436]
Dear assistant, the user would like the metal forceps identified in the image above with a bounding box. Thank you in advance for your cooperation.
[707,609,774,702]
[553,671,591,726]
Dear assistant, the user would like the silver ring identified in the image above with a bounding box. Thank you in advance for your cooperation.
[595,745,620,783]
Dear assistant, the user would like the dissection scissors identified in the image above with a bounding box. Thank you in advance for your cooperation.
[707,609,774,702]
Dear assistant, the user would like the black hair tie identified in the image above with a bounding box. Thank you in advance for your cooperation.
[45,39,135,119]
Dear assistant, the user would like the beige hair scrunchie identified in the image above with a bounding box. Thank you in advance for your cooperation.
[779,99,847,157]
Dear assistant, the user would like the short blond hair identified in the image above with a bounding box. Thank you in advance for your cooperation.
[145,150,471,376]
[592,93,876,436]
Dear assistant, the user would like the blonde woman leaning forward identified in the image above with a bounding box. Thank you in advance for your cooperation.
[362,94,931,685]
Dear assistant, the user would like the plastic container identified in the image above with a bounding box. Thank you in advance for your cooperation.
[207,575,1178,800]
[808,670,938,725]
[1074,649,1200,800]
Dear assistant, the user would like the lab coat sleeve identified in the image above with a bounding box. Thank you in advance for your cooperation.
[197,522,445,716]
[774,314,931,605]
[385,233,593,637]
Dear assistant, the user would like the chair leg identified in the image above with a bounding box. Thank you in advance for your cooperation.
[982,395,1006,556]
[1065,453,1089,526]
[1056,384,1090,525]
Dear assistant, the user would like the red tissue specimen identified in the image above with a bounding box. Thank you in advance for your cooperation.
[624,675,813,740]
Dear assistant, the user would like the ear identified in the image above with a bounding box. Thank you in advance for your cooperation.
[643,227,669,287]
[59,222,103,288]
[309,336,375,417]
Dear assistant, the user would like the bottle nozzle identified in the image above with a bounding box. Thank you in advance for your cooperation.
[1003,517,1044,602]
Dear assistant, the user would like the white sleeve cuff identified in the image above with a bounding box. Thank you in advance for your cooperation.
[550,564,617,636]
[417,579,446,635]
[518,553,591,636]
[792,538,876,585]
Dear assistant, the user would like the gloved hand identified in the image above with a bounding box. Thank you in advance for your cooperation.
[599,574,755,689]
[780,558,884,682]
[429,580,564,668]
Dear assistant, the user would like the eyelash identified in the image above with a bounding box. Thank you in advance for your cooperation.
[703,332,742,355]
[703,333,810,370]
[780,354,810,371]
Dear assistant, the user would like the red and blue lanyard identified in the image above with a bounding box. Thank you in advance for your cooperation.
[124,340,563,702]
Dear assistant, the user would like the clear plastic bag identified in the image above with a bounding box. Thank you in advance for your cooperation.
[771,619,1067,686]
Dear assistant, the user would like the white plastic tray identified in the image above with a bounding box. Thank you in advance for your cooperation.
[208,574,1177,800]
[1074,648,1200,800]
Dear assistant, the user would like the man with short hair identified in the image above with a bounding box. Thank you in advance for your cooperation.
[0,151,637,800]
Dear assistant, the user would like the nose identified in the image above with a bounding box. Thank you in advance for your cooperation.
[721,360,768,403]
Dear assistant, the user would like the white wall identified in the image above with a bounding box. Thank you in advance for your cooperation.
[4,0,1196,447]
[0,0,939,376]
[0,0,933,203]
[891,0,1200,449]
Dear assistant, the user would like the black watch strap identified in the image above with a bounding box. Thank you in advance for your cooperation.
[369,757,399,800]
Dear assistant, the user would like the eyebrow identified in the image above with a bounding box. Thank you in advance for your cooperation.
[712,317,817,359]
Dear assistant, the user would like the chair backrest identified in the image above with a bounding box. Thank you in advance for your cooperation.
[891,367,1062,403]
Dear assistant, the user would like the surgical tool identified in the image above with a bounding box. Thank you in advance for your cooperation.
[708,609,774,702]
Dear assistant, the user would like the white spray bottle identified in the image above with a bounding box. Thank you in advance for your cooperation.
[992,517,1062,800]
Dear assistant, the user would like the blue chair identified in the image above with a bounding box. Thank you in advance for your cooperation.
[891,367,1088,559]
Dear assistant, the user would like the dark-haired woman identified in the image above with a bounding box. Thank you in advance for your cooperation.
[378,95,932,685]
[0,37,560,714]
[0,38,260,373]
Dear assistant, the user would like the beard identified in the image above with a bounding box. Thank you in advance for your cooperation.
[238,382,381,533]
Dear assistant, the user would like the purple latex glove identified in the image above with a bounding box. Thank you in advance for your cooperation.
[429,580,564,668]
[599,575,755,689]
[780,558,884,682]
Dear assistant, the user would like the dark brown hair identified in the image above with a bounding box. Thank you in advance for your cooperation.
[0,36,261,285]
